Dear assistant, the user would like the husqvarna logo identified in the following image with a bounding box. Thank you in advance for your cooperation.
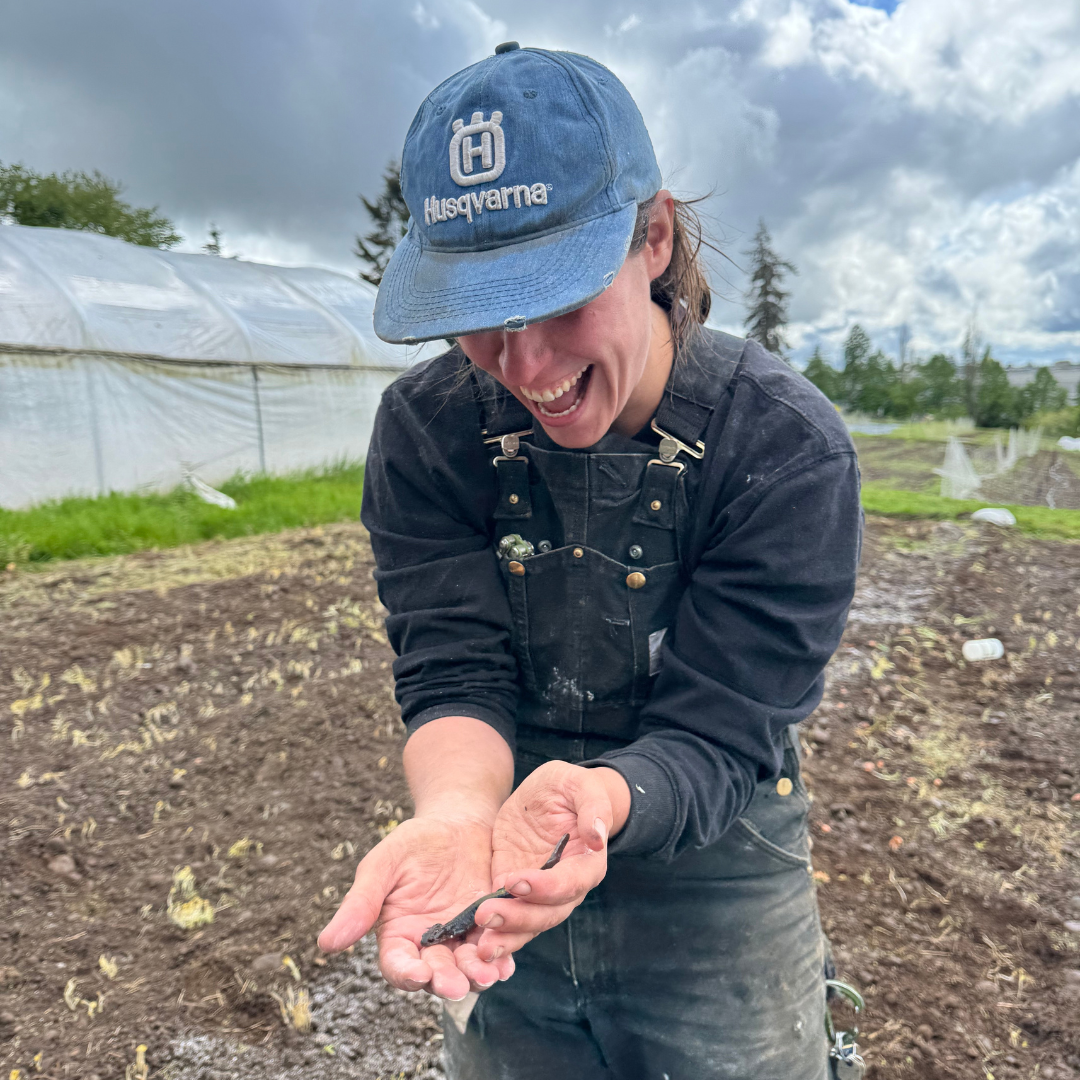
[449,110,505,186]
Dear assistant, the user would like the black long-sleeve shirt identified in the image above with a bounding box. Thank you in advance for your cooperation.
[361,333,862,858]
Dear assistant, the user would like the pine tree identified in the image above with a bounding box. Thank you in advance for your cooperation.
[839,324,872,407]
[960,321,982,419]
[355,160,410,288]
[203,224,223,256]
[744,220,797,357]
[973,350,1021,428]
[803,346,840,401]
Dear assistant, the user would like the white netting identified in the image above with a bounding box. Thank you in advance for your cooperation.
[935,437,984,500]
[935,427,1080,509]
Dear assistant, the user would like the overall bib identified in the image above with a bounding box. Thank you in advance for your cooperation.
[443,365,831,1080]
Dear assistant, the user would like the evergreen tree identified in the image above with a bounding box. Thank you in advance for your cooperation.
[803,346,839,401]
[960,321,982,418]
[0,161,180,247]
[1020,366,1067,415]
[972,350,1020,428]
[853,350,896,416]
[919,353,966,417]
[839,324,872,406]
[355,160,410,288]
[743,220,797,357]
[203,224,223,256]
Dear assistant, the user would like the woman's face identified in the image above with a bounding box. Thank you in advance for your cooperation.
[457,194,675,449]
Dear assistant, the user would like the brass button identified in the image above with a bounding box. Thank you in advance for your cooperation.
[508,493,519,504]
[508,561,525,576]
[573,547,584,559]
[776,777,793,797]
[626,572,646,589]
[650,499,662,511]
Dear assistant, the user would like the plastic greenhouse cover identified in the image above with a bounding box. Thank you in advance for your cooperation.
[0,223,441,368]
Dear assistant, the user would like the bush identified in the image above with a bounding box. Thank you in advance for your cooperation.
[1023,407,1080,438]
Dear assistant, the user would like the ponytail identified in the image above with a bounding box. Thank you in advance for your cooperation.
[630,194,713,354]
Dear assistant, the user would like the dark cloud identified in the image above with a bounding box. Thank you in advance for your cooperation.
[1,0,1078,363]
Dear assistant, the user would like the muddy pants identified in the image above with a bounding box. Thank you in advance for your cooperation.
[444,741,829,1080]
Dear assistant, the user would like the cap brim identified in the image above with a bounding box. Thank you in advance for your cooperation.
[373,202,638,344]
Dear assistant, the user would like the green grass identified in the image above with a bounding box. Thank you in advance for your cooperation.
[6,455,1080,571]
[0,462,364,566]
[861,482,1080,540]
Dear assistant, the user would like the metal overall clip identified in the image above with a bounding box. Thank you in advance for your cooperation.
[485,429,534,519]
[648,417,705,475]
[825,980,866,1079]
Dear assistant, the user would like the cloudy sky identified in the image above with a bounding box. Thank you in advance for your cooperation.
[1,0,1078,367]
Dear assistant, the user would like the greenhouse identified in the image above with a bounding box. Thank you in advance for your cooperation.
[0,223,439,508]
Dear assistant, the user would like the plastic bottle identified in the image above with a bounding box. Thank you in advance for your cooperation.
[962,638,1004,662]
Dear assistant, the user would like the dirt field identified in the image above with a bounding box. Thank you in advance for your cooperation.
[1,518,1078,1079]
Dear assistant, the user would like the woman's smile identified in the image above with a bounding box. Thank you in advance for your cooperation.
[518,365,592,419]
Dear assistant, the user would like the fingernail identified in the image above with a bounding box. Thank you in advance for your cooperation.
[445,991,469,1002]
[489,947,504,960]
[482,913,504,929]
[594,817,608,844]
[508,880,531,896]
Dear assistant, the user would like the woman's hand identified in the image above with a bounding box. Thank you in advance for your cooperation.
[317,814,515,1000]
[473,760,628,961]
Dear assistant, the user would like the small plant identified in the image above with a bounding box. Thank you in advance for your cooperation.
[166,866,214,930]
[270,985,311,1032]
[125,1044,149,1080]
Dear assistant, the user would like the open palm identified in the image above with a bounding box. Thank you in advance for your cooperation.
[319,815,515,998]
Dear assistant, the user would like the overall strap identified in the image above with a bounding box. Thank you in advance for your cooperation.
[471,366,535,520]
[654,331,743,450]
[633,332,744,556]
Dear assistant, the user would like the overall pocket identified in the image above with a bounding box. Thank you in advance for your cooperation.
[733,743,812,872]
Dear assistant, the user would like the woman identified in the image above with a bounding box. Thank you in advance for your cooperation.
[320,42,862,1080]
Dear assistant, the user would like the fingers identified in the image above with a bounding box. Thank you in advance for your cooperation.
[476,889,584,938]
[318,843,395,953]
[567,770,614,852]
[491,847,606,910]
[420,943,474,1001]
[452,940,514,991]
[379,933,433,992]
[475,923,560,963]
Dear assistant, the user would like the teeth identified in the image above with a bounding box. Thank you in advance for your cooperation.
[520,366,587,402]
[538,396,583,418]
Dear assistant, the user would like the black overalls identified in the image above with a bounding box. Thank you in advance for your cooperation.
[443,355,831,1080]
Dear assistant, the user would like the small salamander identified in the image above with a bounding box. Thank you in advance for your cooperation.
[420,833,570,948]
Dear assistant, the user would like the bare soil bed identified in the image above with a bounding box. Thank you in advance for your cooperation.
[1,518,1078,1079]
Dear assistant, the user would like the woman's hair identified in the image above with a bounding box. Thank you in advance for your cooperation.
[629,194,713,354]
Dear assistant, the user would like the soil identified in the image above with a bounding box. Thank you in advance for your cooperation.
[1,518,1078,1079]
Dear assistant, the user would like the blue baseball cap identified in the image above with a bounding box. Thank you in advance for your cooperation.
[373,44,662,344]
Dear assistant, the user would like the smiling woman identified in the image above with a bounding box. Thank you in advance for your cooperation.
[319,42,863,1080]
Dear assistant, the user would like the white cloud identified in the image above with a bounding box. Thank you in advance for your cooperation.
[761,2,815,68]
[789,158,1080,361]
[783,0,1080,125]
[2,0,1079,364]
[411,4,441,31]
